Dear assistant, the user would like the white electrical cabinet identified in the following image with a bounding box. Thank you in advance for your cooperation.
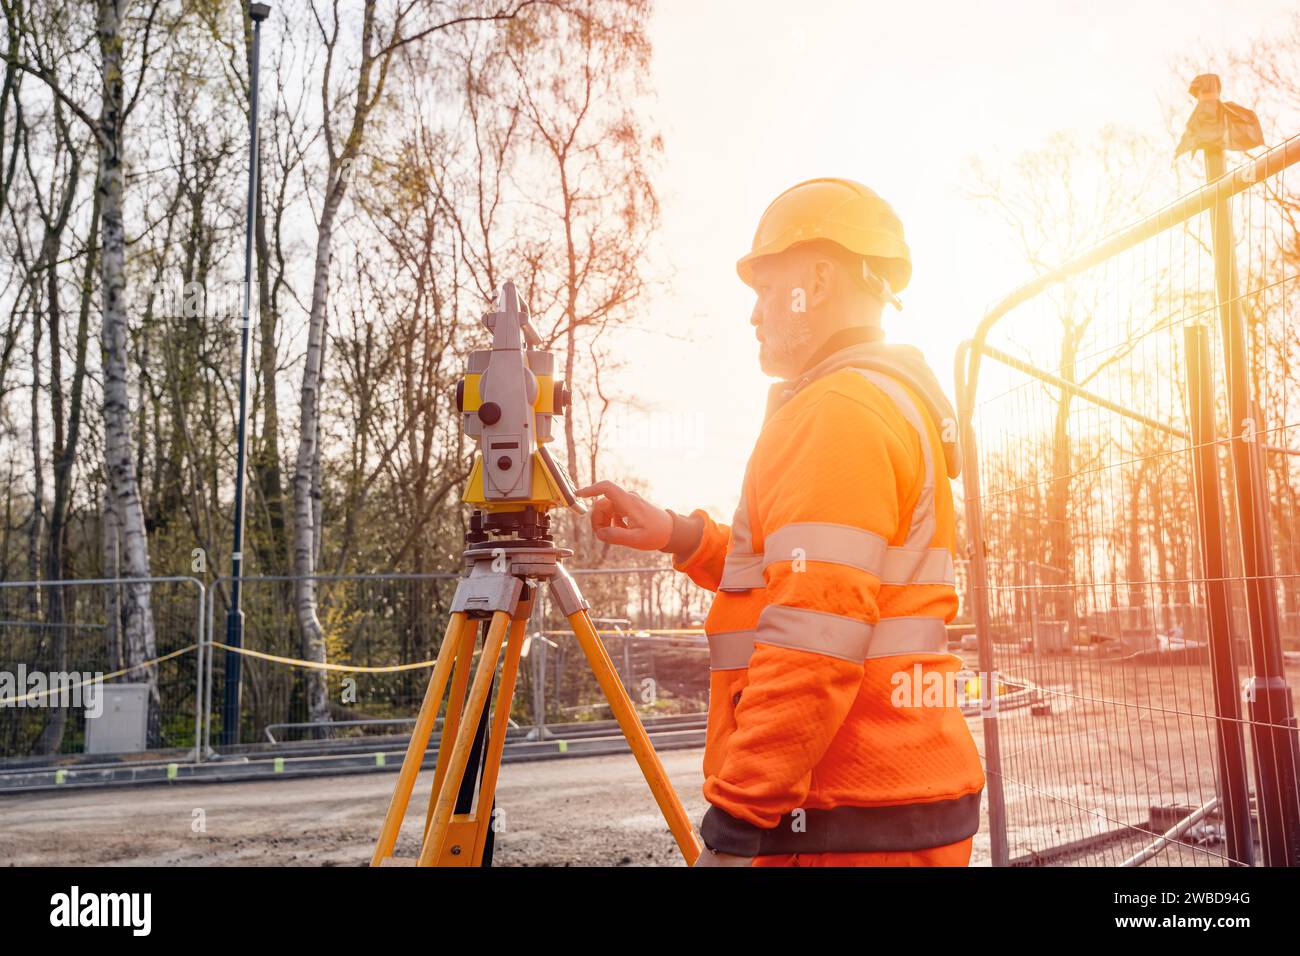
[84,682,149,754]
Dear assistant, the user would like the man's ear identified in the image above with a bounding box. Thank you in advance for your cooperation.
[807,256,834,310]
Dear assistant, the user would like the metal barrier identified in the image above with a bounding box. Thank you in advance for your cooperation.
[957,135,1300,865]
[0,577,206,760]
[203,572,461,750]
[202,567,710,750]
[0,564,708,768]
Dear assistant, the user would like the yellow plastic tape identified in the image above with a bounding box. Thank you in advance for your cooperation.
[2,644,198,705]
[208,642,438,674]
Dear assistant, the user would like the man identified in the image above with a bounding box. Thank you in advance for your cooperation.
[577,178,985,867]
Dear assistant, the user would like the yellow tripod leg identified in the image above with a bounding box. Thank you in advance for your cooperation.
[418,609,512,866]
[427,612,528,867]
[422,617,477,838]
[468,612,529,864]
[370,611,471,866]
[567,608,703,864]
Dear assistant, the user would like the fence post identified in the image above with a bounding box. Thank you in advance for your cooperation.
[1184,322,1255,865]
[204,582,217,758]
[1205,144,1300,865]
[956,342,1010,867]
[192,579,206,765]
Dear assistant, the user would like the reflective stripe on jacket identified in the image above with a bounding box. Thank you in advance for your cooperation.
[675,343,986,857]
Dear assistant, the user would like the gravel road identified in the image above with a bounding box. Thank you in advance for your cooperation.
[0,745,995,867]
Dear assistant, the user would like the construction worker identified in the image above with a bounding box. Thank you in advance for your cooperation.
[576,178,985,867]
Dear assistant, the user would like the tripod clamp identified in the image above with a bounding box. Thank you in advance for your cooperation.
[450,542,590,619]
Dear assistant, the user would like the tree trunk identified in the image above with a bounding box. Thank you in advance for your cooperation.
[250,39,287,578]
[29,311,60,754]
[312,318,326,568]
[292,181,342,727]
[292,0,387,726]
[1045,333,1076,622]
[102,484,123,674]
[254,210,287,575]
[98,0,158,743]
[33,149,89,756]
[26,305,43,593]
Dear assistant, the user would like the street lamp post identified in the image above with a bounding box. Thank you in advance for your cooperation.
[221,1,271,747]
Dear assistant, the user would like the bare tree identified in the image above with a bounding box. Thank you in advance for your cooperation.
[500,0,660,496]
[2,0,169,744]
[291,0,565,724]
[965,127,1165,624]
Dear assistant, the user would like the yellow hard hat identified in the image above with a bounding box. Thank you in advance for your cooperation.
[736,177,912,298]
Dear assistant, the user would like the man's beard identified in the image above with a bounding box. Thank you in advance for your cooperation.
[758,314,813,378]
[758,344,793,378]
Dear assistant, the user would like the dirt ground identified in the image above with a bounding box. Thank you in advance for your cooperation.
[0,746,994,867]
[987,651,1300,865]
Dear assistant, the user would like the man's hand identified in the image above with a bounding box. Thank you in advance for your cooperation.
[575,480,673,551]
[692,848,754,867]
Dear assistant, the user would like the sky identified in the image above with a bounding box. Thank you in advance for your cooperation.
[590,0,1300,519]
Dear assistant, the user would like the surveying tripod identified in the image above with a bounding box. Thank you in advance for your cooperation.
[370,283,702,867]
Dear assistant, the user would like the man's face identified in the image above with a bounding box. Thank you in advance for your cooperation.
[748,250,817,378]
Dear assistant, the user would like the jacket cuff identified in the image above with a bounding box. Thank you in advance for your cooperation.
[660,508,704,563]
[700,805,770,857]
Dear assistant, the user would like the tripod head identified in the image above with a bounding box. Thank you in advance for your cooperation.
[456,282,586,543]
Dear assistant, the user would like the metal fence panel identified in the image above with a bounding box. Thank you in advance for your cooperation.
[0,577,205,760]
[957,136,1300,865]
[204,567,711,748]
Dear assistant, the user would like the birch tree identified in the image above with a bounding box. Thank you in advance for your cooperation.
[4,0,168,738]
[96,0,163,735]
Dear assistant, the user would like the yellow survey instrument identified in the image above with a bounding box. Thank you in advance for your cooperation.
[456,282,585,530]
[371,281,702,868]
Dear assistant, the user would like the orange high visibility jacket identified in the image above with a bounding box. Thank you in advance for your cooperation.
[670,335,985,857]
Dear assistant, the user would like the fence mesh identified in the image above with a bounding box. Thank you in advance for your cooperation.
[207,574,460,744]
[959,137,1300,865]
[199,567,712,747]
[0,578,204,758]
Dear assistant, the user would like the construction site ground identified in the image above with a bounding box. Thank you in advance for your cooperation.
[0,743,996,866]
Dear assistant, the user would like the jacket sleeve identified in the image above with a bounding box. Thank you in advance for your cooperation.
[701,390,914,836]
[668,508,730,593]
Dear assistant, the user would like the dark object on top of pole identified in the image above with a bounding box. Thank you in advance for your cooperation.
[1182,74,1300,866]
[221,1,271,748]
[1174,74,1263,160]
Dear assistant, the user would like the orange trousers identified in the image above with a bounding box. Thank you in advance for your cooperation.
[750,836,973,867]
